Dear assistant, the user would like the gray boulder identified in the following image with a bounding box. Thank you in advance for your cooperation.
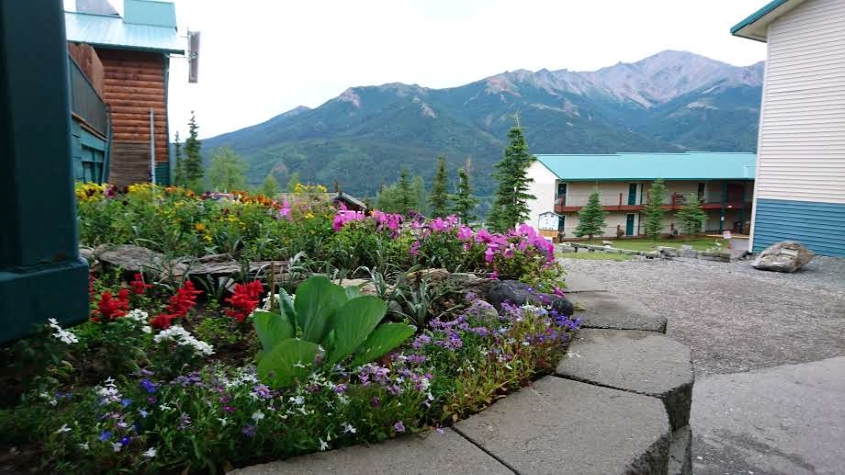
[752,241,814,273]
[486,280,574,316]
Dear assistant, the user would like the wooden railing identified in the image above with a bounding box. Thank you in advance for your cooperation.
[68,54,109,137]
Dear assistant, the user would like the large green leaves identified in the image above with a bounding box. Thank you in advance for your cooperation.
[352,323,415,367]
[253,310,294,353]
[327,296,387,367]
[256,339,319,388]
[294,276,347,342]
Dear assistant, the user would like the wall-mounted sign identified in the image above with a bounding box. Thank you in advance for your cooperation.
[538,211,558,231]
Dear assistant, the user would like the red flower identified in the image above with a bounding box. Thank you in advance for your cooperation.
[93,290,130,321]
[130,273,153,295]
[151,281,202,329]
[225,280,264,323]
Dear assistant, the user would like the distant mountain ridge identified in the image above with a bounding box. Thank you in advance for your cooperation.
[204,50,764,197]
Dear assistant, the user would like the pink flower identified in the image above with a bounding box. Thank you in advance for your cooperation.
[457,225,473,241]
[410,241,421,256]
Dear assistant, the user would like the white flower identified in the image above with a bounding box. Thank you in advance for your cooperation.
[153,325,214,356]
[159,404,172,412]
[290,395,305,406]
[218,417,228,426]
[342,423,356,434]
[126,309,150,323]
[142,326,152,334]
[46,318,78,344]
[54,424,71,434]
[112,442,122,452]
[142,447,156,459]
[78,442,89,451]
[319,439,329,451]
[251,410,265,422]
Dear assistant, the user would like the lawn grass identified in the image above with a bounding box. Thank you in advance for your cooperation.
[579,237,721,252]
[557,251,635,261]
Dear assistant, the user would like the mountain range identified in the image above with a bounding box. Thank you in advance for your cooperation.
[203,50,764,198]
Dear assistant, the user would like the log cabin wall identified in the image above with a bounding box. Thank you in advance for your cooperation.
[96,48,169,186]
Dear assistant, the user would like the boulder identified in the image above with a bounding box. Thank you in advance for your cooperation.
[333,278,378,296]
[752,241,814,273]
[94,244,172,273]
[657,246,679,258]
[486,280,574,316]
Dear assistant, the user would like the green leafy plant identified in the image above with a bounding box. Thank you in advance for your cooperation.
[253,276,415,388]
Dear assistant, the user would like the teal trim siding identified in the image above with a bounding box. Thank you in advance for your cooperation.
[71,120,109,183]
[753,198,845,257]
[154,162,170,185]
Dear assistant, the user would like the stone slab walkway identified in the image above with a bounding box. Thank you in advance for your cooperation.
[233,274,693,474]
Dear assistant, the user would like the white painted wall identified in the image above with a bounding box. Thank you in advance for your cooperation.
[755,0,845,205]
[523,161,559,230]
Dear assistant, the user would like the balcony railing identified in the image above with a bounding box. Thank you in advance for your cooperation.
[554,191,751,211]
[68,54,109,136]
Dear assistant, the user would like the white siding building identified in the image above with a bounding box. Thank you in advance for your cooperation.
[733,0,845,256]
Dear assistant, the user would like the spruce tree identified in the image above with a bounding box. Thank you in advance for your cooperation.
[643,178,667,240]
[452,167,479,224]
[677,193,707,237]
[397,168,414,213]
[207,146,247,191]
[183,111,204,190]
[488,118,535,232]
[173,132,185,187]
[261,173,280,197]
[429,155,450,217]
[412,175,428,215]
[286,172,301,193]
[574,189,608,240]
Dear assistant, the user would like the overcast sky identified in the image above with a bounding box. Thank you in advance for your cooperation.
[162,0,768,140]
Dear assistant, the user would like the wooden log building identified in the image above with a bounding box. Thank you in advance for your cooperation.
[65,0,183,186]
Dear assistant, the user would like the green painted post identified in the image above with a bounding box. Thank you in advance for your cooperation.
[0,0,90,344]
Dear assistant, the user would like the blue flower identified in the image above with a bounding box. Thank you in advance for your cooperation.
[140,379,157,394]
[241,424,256,438]
[120,398,132,408]
[119,436,131,446]
[98,430,112,442]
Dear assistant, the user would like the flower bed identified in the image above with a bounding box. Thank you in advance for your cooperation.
[0,185,577,473]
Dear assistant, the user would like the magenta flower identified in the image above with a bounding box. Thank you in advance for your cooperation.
[457,225,473,240]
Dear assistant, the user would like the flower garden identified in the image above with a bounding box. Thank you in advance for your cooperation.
[0,184,579,474]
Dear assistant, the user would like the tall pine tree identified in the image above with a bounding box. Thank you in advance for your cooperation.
[397,168,414,213]
[452,166,479,224]
[261,173,280,197]
[429,155,450,217]
[677,193,706,237]
[574,189,608,240]
[488,117,535,232]
[643,178,667,240]
[182,111,204,190]
[173,132,185,187]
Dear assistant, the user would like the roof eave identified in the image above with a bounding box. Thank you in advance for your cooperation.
[70,40,184,55]
[731,0,809,42]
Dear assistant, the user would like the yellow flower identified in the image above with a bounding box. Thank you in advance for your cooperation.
[195,223,206,232]
[305,212,315,219]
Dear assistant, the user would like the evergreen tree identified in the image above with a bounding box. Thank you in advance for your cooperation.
[488,118,535,232]
[286,172,301,193]
[182,111,204,190]
[173,132,185,187]
[412,175,428,215]
[574,189,608,240]
[452,167,478,224]
[429,155,450,217]
[261,173,280,197]
[374,183,402,213]
[643,178,667,240]
[676,193,707,237]
[397,168,413,213]
[207,146,247,191]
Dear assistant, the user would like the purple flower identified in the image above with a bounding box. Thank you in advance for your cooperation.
[178,413,192,430]
[224,406,235,413]
[242,424,256,438]
[140,379,157,394]
[406,354,427,365]
[412,334,431,349]
[252,384,272,400]
[394,421,406,433]
[333,383,347,394]
[371,396,381,408]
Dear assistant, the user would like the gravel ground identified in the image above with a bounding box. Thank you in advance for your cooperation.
[560,255,845,376]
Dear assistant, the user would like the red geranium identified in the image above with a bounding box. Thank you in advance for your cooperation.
[225,280,264,323]
[150,281,202,329]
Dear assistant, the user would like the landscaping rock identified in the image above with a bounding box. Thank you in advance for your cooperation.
[446,272,497,297]
[668,426,692,475]
[230,428,512,475]
[93,244,171,273]
[405,268,450,284]
[486,280,574,316]
[557,243,576,253]
[679,245,698,258]
[334,278,378,295]
[572,292,667,333]
[454,376,670,475]
[657,246,679,258]
[752,241,814,273]
[556,329,694,431]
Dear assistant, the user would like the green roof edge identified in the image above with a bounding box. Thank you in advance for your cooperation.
[731,0,788,36]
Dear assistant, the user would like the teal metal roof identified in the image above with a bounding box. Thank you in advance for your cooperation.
[731,0,807,42]
[535,152,757,181]
[65,9,182,54]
